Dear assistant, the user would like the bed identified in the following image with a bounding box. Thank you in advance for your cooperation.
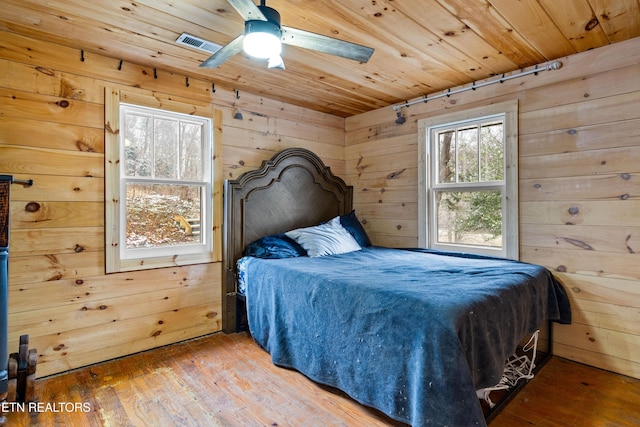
[222,148,571,426]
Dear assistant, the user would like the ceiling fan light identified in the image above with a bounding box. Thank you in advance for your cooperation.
[243,6,283,60]
[244,30,281,59]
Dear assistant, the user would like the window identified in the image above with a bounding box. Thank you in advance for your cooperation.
[105,89,222,272]
[418,101,518,259]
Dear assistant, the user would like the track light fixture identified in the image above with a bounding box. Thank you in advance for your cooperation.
[391,60,563,114]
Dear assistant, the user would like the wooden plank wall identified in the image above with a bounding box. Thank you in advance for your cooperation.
[345,37,640,380]
[0,29,345,377]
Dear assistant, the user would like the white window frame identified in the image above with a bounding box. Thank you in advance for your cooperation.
[418,101,519,259]
[105,88,222,272]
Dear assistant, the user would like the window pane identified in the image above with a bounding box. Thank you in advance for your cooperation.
[123,113,152,177]
[126,183,202,249]
[438,130,455,183]
[180,122,204,180]
[436,190,502,248]
[456,127,478,182]
[480,123,504,181]
[154,118,179,179]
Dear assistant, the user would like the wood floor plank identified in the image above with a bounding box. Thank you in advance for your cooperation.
[491,356,640,427]
[2,332,639,426]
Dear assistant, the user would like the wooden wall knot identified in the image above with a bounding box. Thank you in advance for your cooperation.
[625,234,635,254]
[76,140,96,152]
[557,236,593,250]
[386,169,406,179]
[35,66,55,76]
[104,122,119,135]
[80,304,108,312]
[25,201,41,212]
[45,254,60,264]
[585,17,599,31]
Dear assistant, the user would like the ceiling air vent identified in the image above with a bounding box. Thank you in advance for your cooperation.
[176,33,222,54]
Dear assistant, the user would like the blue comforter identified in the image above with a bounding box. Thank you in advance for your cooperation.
[242,247,571,426]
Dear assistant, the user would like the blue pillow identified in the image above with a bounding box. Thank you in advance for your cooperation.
[340,210,372,247]
[244,233,307,259]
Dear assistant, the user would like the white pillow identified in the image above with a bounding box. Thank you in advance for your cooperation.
[285,216,362,257]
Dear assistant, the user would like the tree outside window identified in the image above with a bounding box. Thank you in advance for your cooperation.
[435,121,504,247]
[122,107,208,252]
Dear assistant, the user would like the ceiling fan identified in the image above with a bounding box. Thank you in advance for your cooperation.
[199,0,374,70]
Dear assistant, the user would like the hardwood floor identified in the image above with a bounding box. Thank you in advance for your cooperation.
[2,332,639,426]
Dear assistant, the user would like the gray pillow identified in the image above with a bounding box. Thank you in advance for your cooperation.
[285,216,361,257]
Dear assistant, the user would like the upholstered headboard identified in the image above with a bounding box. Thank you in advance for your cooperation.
[222,148,353,332]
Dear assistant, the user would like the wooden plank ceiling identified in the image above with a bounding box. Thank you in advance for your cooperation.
[1,0,639,117]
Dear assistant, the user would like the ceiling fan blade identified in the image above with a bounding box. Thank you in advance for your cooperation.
[227,0,267,22]
[200,34,244,68]
[281,26,374,63]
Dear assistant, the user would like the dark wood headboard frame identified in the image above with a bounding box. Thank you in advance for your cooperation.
[222,148,353,333]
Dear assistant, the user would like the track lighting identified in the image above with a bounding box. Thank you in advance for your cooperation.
[390,60,563,112]
[395,108,406,125]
